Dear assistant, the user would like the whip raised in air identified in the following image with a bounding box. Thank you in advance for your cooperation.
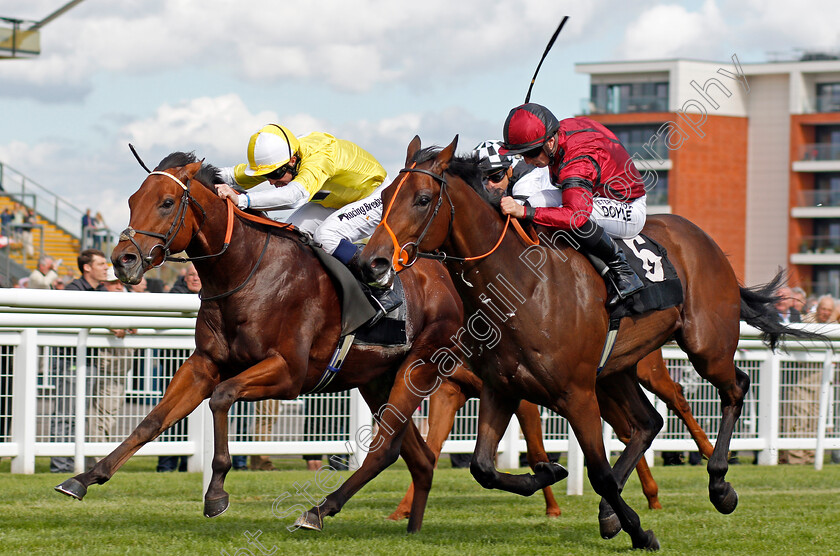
[524,16,569,103]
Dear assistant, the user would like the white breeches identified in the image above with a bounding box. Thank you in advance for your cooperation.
[592,195,647,239]
[287,179,390,254]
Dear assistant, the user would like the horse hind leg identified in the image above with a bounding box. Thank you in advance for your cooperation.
[637,349,714,459]
[470,384,568,498]
[703,361,750,514]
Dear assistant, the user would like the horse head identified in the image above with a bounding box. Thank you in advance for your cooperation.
[362,135,461,287]
[112,152,223,283]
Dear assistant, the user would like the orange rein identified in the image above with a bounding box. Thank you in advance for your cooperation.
[378,164,538,271]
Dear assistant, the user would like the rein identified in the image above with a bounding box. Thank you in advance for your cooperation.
[379,163,538,271]
[120,168,298,301]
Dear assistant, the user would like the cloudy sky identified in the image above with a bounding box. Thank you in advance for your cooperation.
[1,0,839,232]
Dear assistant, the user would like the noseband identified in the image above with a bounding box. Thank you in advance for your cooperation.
[379,162,538,271]
[119,170,218,268]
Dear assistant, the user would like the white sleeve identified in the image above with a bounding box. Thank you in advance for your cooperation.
[244,181,309,210]
[511,167,562,208]
[218,166,237,186]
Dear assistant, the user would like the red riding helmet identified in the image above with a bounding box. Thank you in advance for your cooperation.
[500,103,560,155]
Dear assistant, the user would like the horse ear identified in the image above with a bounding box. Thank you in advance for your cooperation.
[184,160,203,179]
[434,135,459,171]
[406,136,421,165]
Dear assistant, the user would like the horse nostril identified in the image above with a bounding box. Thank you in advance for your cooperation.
[370,257,390,277]
[120,253,137,265]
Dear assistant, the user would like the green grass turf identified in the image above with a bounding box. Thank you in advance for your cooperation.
[1,457,839,555]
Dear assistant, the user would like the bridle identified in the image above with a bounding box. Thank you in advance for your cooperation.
[118,170,231,268]
[379,160,538,272]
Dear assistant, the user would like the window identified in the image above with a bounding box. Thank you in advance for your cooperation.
[609,124,669,160]
[812,267,840,297]
[645,172,669,206]
[589,82,668,114]
[816,83,840,113]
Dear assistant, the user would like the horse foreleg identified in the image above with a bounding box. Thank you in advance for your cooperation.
[388,378,466,521]
[516,400,562,518]
[204,355,298,518]
[637,350,714,458]
[54,355,219,501]
[560,382,659,550]
[296,358,440,533]
[594,373,663,540]
[470,383,568,496]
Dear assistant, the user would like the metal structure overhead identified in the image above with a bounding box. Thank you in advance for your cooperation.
[1,0,87,59]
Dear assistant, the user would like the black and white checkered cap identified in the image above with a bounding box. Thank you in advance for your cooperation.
[473,140,518,175]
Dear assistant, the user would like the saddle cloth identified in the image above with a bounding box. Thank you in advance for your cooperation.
[609,234,683,319]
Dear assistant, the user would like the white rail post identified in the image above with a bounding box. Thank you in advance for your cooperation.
[73,329,89,474]
[200,400,213,496]
[11,329,38,474]
[497,414,521,470]
[815,349,834,471]
[566,425,585,496]
[347,388,372,471]
[757,353,781,465]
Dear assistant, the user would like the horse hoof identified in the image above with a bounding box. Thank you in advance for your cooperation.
[387,509,409,521]
[204,495,230,518]
[545,507,562,518]
[534,461,568,487]
[599,512,621,539]
[54,478,87,500]
[293,509,323,531]
[632,529,660,551]
[711,484,739,514]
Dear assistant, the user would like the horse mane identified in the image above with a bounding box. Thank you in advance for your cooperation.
[155,151,224,194]
[409,146,499,206]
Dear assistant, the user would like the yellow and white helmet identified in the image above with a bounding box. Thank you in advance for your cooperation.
[243,124,300,177]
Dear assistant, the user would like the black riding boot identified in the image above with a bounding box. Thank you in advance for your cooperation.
[577,223,644,307]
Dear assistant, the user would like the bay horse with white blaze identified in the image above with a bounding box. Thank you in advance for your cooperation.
[54,152,468,533]
[360,136,821,549]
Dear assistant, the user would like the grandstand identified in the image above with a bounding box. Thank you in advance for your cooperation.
[1,1,94,286]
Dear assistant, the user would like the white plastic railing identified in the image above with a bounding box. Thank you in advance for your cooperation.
[0,289,838,500]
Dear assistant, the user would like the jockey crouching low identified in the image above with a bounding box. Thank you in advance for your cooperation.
[498,103,647,307]
[214,123,401,320]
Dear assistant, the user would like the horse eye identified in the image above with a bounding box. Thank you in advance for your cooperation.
[415,195,431,207]
[161,199,175,209]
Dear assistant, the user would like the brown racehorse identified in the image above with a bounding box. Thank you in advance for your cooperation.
[360,136,821,549]
[389,348,714,520]
[54,151,469,533]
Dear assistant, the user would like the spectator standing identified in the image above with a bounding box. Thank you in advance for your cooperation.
[21,208,36,259]
[49,249,109,473]
[27,256,62,289]
[87,268,136,469]
[776,286,801,324]
[0,207,12,237]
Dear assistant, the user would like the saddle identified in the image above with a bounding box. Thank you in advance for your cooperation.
[310,245,408,346]
[588,233,683,373]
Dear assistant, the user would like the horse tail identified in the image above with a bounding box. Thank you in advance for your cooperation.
[739,270,830,351]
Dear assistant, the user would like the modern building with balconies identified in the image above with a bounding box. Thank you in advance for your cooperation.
[576,55,840,296]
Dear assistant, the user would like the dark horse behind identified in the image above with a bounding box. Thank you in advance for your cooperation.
[54,152,467,533]
[360,136,826,549]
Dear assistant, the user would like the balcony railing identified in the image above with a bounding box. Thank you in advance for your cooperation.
[796,189,840,207]
[582,95,669,115]
[799,143,840,161]
[798,235,840,253]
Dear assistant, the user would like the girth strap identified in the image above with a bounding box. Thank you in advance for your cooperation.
[305,333,356,394]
